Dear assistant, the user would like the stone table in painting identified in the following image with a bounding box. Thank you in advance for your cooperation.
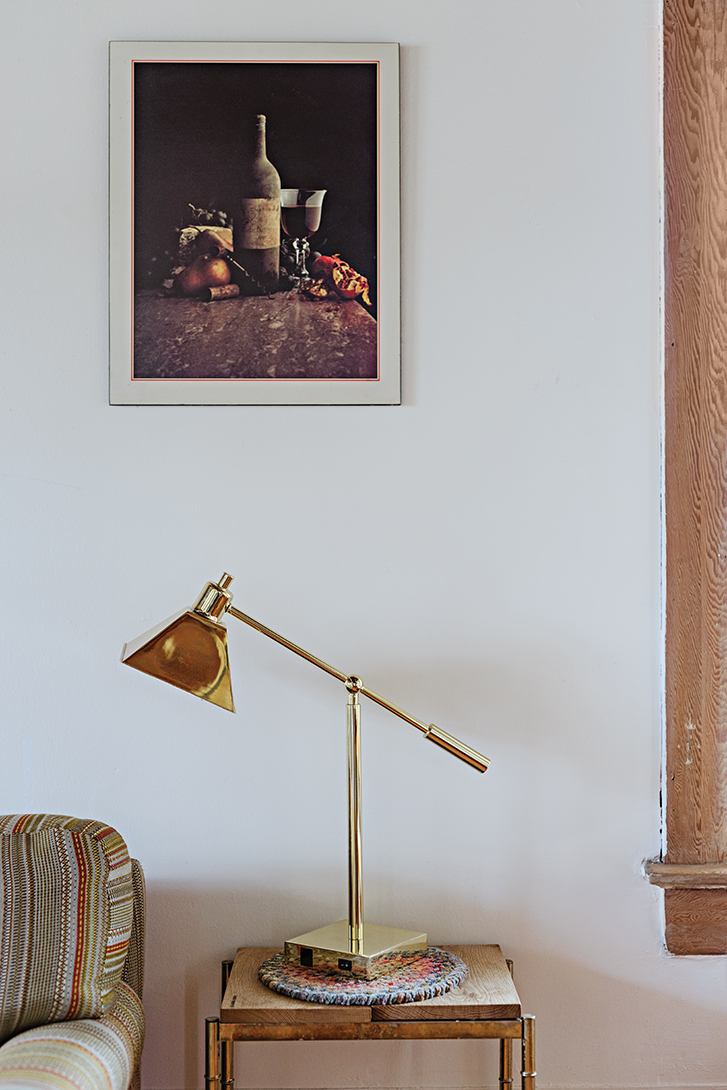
[133,290,378,380]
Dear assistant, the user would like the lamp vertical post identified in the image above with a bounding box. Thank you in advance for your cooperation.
[346,677,364,953]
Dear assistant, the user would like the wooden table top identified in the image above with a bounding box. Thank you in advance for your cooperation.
[133,290,378,380]
[221,945,521,1026]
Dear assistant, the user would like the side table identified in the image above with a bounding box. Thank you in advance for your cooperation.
[205,945,535,1090]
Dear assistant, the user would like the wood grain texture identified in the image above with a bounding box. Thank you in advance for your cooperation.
[664,0,727,878]
[371,945,520,1021]
[220,948,371,1024]
[645,860,727,887]
[664,889,727,953]
[219,945,520,1027]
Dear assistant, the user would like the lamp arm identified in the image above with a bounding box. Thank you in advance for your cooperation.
[227,604,349,683]
[225,604,490,773]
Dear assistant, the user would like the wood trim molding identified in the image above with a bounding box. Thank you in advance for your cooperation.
[644,862,727,889]
[662,0,727,953]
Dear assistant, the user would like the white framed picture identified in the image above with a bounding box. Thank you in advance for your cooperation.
[109,41,400,405]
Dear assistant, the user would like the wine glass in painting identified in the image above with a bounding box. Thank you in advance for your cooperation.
[280,189,326,283]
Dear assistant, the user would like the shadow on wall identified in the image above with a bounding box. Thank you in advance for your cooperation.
[140,885,727,1090]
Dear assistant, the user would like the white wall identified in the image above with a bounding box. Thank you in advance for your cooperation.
[5,2,721,1089]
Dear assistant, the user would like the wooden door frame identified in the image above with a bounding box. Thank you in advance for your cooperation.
[643,0,727,953]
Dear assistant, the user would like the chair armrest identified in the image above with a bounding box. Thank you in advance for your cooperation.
[122,859,145,1002]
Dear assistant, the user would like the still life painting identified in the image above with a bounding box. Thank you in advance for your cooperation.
[109,42,400,405]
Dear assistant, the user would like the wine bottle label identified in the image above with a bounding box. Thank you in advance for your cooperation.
[236,198,280,250]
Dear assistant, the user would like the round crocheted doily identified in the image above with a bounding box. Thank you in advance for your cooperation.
[258,947,467,1006]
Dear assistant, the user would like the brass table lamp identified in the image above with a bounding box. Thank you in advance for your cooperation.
[122,574,489,979]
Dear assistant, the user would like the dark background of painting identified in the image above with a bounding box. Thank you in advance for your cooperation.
[133,61,378,306]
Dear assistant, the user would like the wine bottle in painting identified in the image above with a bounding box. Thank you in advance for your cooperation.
[232,114,280,293]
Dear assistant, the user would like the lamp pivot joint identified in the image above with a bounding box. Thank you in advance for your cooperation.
[193,575,234,623]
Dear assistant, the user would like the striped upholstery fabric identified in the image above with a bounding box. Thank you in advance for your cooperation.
[0,980,144,1090]
[120,861,145,1007]
[0,816,134,1045]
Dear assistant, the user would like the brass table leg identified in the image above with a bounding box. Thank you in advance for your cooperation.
[521,1016,536,1090]
[205,1017,220,1090]
[221,960,234,1090]
[499,959,514,1090]
[221,1038,234,1090]
[499,1035,513,1090]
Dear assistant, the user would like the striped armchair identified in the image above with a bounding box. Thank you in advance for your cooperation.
[0,815,145,1090]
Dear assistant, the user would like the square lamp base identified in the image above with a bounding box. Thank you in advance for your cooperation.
[285,920,427,979]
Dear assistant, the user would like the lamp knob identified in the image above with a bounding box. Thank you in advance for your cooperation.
[193,575,234,622]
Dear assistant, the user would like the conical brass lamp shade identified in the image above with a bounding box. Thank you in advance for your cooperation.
[121,609,235,712]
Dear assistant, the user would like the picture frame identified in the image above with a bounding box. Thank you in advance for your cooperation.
[109,41,400,405]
